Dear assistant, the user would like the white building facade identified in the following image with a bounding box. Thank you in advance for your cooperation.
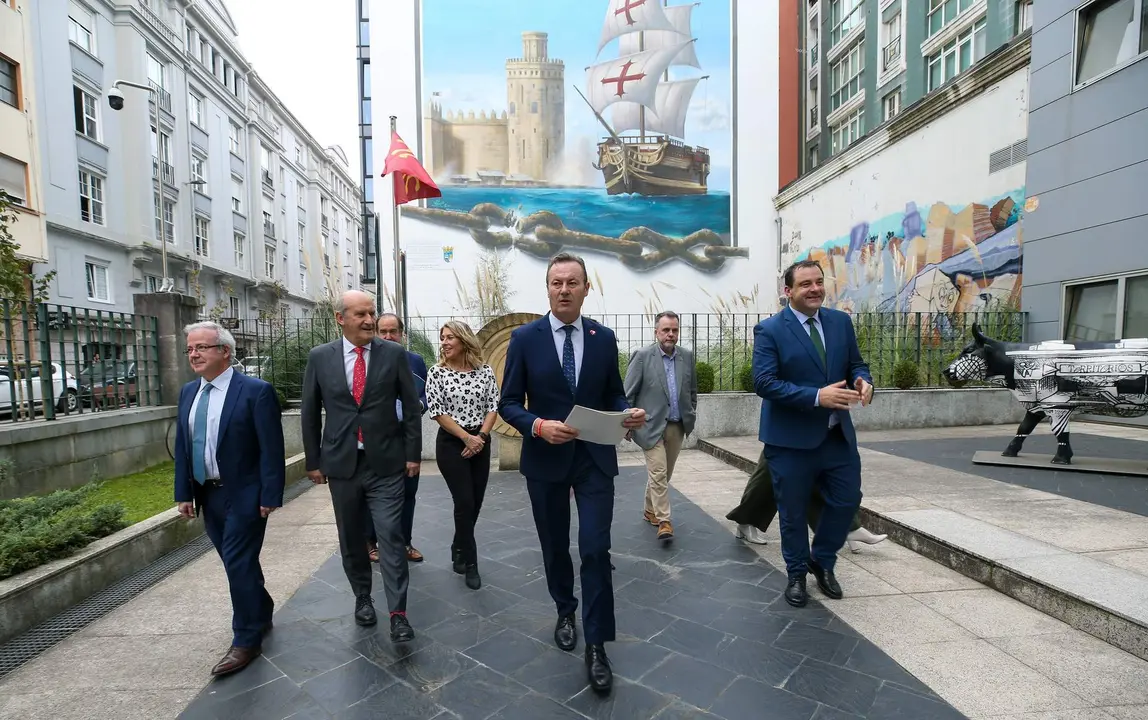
[28,0,362,320]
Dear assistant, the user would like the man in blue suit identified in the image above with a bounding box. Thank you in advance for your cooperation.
[499,252,646,693]
[371,313,429,563]
[175,321,285,676]
[752,260,873,608]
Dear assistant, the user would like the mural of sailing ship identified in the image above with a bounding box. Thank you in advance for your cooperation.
[580,0,712,196]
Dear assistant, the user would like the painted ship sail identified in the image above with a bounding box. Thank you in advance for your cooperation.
[581,0,711,197]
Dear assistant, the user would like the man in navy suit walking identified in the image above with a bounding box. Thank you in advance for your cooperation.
[175,321,285,676]
[752,260,873,608]
[499,252,646,693]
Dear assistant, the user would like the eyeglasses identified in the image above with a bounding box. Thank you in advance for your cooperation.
[184,344,224,355]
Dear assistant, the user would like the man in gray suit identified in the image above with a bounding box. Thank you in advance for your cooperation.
[301,290,422,643]
[624,311,697,542]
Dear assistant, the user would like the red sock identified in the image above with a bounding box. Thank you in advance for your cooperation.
[390,611,406,618]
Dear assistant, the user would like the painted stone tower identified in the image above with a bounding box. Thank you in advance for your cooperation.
[505,32,565,182]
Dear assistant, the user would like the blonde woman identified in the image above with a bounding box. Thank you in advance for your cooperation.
[425,320,500,590]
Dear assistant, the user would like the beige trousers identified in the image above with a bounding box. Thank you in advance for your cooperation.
[643,422,685,522]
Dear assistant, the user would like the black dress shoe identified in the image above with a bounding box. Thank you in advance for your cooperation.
[554,614,577,651]
[451,547,466,575]
[390,613,415,643]
[585,644,613,693]
[354,594,377,626]
[465,563,482,590]
[807,560,843,599]
[784,576,808,607]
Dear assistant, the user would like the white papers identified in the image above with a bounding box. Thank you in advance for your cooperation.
[564,405,633,446]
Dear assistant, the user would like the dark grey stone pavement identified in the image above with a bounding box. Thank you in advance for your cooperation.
[178,467,965,720]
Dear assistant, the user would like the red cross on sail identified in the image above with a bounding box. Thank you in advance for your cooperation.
[585,41,692,115]
[597,0,675,54]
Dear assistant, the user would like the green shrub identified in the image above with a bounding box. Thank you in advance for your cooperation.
[0,483,128,580]
[697,362,715,394]
[408,328,436,369]
[617,351,630,381]
[738,361,754,393]
[891,359,920,390]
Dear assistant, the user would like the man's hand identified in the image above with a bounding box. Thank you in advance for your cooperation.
[307,470,327,485]
[538,420,579,445]
[622,408,647,429]
[177,501,195,519]
[406,461,420,477]
[854,377,874,407]
[260,506,279,518]
[817,380,861,410]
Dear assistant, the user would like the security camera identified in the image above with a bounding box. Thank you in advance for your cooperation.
[107,88,125,111]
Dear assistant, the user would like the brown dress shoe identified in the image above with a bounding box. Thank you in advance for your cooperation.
[211,645,261,676]
[643,510,657,526]
[657,521,674,540]
[406,545,424,562]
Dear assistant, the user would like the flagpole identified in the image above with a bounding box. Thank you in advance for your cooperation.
[389,116,404,320]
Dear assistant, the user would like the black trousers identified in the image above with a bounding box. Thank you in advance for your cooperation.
[726,449,863,533]
[436,426,492,565]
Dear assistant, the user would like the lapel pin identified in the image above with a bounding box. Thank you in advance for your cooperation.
[589,329,596,335]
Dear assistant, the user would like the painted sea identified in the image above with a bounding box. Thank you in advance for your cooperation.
[427,187,732,239]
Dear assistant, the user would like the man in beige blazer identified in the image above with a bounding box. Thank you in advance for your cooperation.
[624,311,697,542]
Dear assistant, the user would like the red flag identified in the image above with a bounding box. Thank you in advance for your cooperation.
[382,131,441,205]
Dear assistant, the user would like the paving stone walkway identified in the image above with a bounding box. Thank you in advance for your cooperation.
[177,462,962,720]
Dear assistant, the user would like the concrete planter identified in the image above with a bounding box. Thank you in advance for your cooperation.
[0,453,307,645]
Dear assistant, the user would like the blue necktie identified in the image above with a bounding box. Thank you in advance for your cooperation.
[561,325,577,396]
[192,384,213,484]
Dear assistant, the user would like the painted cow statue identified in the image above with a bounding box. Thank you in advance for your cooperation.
[943,324,1148,465]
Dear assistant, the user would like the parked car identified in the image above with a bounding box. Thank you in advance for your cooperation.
[78,361,138,409]
[239,356,267,378]
[0,362,80,416]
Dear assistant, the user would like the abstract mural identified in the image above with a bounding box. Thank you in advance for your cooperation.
[795,189,1025,313]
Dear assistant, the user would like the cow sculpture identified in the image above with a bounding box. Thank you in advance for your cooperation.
[943,324,1148,465]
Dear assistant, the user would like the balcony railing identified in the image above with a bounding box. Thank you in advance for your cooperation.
[263,220,275,237]
[151,157,175,186]
[138,2,180,47]
[809,45,819,69]
[147,81,171,113]
[261,169,273,188]
[883,36,902,70]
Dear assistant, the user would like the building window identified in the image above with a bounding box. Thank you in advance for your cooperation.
[153,193,175,243]
[264,243,276,277]
[928,0,977,38]
[298,222,306,246]
[882,14,902,70]
[146,52,166,89]
[73,87,101,140]
[188,91,204,127]
[0,58,16,109]
[0,155,27,206]
[829,0,865,48]
[78,170,105,225]
[191,155,207,194]
[297,182,305,208]
[295,145,303,165]
[234,233,245,269]
[927,17,987,91]
[829,41,864,111]
[193,216,209,257]
[883,90,902,120]
[1074,0,1147,86]
[299,267,307,293]
[68,1,96,55]
[229,122,243,156]
[1064,273,1148,341]
[146,275,160,293]
[809,145,819,170]
[85,261,110,302]
[229,296,240,319]
[1016,0,1033,34]
[830,106,864,154]
[231,177,244,213]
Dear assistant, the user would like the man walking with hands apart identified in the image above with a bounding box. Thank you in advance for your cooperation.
[499,252,646,693]
[301,291,423,643]
[752,260,873,608]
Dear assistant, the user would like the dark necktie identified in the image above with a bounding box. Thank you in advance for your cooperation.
[807,318,826,365]
[561,325,577,395]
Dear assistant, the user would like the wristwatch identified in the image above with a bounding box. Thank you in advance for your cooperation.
[478,431,491,443]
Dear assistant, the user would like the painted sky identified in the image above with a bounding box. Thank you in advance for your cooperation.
[421,0,733,188]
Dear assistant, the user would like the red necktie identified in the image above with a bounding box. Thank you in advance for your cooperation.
[353,346,366,443]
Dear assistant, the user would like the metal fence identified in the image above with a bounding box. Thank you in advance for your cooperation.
[236,310,1024,400]
[0,301,162,423]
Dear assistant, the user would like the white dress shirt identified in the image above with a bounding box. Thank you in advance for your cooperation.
[343,337,370,449]
[788,304,837,426]
[188,366,234,480]
[548,312,584,382]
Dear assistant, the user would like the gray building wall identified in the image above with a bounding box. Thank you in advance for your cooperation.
[1022,0,1148,342]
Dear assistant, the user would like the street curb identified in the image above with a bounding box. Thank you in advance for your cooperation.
[695,438,1148,663]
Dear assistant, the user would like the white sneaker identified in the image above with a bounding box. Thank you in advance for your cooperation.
[846,527,888,553]
[735,524,768,545]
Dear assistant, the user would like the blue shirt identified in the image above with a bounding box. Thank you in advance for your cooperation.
[661,346,681,422]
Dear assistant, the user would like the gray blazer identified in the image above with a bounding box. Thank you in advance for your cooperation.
[301,337,422,480]
[624,343,697,451]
